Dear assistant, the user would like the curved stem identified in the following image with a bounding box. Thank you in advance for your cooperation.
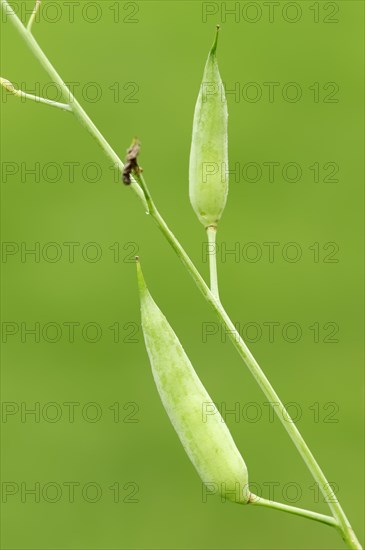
[206,225,220,300]
[15,90,71,110]
[1,0,147,210]
[248,493,337,528]
[148,200,361,550]
[0,80,71,111]
[26,0,41,32]
[134,172,152,212]
[1,2,361,547]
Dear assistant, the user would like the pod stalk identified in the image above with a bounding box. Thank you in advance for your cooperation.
[248,493,338,529]
[206,225,220,301]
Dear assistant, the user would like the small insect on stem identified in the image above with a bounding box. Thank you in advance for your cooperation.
[122,138,142,185]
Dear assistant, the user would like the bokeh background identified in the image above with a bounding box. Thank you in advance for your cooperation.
[1,1,364,548]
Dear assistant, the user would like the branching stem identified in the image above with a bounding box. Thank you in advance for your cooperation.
[1,1,361,547]
[248,494,338,528]
[26,0,41,32]
[0,78,71,110]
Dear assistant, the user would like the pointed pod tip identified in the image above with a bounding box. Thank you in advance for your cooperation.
[211,25,220,55]
[136,256,148,298]
[135,255,142,276]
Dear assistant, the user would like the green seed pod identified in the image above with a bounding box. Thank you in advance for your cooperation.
[189,26,228,229]
[137,259,249,503]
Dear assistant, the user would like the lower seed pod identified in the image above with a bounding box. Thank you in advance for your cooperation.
[136,259,249,503]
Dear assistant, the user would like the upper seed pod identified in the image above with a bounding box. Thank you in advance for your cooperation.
[137,259,249,503]
[189,26,228,229]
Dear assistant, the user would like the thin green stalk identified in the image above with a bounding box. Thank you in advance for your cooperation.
[134,172,153,213]
[2,2,361,547]
[0,0,147,210]
[0,78,71,110]
[13,90,71,110]
[26,0,40,32]
[248,494,337,528]
[206,225,220,300]
[146,199,361,549]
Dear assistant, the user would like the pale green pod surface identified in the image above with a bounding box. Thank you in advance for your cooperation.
[137,261,249,503]
[189,27,228,228]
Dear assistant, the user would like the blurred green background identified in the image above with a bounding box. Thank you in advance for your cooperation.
[1,1,364,548]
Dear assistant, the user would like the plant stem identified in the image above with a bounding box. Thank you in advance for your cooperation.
[2,2,361,547]
[1,83,71,110]
[206,225,220,300]
[248,493,337,528]
[16,90,71,110]
[134,172,152,213]
[147,200,361,549]
[1,0,147,210]
[26,0,40,32]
